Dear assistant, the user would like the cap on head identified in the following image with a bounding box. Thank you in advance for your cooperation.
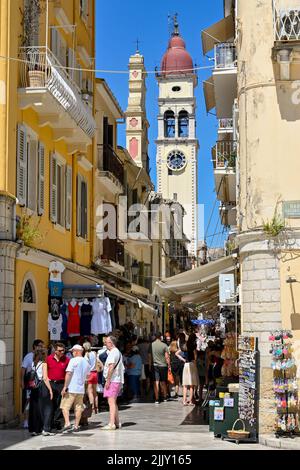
[70,344,83,352]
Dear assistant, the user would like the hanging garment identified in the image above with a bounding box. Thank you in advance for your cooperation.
[49,281,64,298]
[80,303,93,336]
[48,312,63,341]
[60,303,68,340]
[67,302,80,336]
[91,297,112,335]
[50,298,61,320]
[49,261,65,283]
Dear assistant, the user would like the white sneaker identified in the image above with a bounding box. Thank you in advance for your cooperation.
[42,430,55,436]
[116,422,122,429]
[101,424,116,431]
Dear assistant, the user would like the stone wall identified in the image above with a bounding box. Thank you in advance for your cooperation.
[240,237,282,434]
[0,194,17,424]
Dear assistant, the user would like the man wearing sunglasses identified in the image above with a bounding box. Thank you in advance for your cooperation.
[47,342,70,431]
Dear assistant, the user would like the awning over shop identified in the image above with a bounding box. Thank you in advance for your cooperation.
[63,268,137,304]
[203,76,215,113]
[137,299,157,315]
[201,15,235,55]
[156,256,236,304]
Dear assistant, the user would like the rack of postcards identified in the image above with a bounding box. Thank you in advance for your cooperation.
[238,335,259,441]
[269,330,300,438]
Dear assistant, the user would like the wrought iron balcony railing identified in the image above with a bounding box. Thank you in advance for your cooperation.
[102,238,124,265]
[218,118,234,130]
[273,1,300,41]
[213,141,237,170]
[214,43,237,69]
[97,144,124,187]
[19,46,95,138]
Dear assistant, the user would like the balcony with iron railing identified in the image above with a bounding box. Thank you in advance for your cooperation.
[214,43,237,69]
[97,144,124,191]
[213,141,237,170]
[273,1,300,42]
[18,47,95,140]
[218,118,234,131]
[212,141,237,204]
[212,43,237,119]
[102,238,125,266]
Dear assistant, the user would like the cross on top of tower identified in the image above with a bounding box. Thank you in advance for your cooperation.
[172,13,180,37]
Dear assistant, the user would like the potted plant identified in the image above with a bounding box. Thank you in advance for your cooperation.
[16,212,43,248]
[21,0,45,87]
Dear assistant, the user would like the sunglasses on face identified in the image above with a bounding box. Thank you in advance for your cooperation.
[57,349,65,353]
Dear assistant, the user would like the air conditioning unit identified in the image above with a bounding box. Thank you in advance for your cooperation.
[219,273,235,304]
[280,10,300,40]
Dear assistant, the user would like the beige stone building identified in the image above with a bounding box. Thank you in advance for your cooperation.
[203,0,300,432]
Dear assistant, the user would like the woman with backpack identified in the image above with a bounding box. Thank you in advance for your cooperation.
[28,348,53,436]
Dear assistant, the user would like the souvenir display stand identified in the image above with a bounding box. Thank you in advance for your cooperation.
[269,330,300,438]
[221,335,259,444]
[221,332,239,378]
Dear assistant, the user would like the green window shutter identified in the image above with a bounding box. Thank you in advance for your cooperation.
[38,142,45,215]
[27,139,38,212]
[16,124,27,206]
[77,174,82,236]
[50,153,57,223]
[65,166,72,230]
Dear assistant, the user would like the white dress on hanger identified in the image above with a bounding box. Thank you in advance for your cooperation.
[91,297,112,335]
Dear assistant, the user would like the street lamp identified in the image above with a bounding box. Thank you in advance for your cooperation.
[131,260,139,280]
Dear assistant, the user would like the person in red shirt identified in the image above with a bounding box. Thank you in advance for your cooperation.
[47,342,70,431]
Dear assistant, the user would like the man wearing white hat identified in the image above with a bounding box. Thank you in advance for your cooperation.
[60,344,91,433]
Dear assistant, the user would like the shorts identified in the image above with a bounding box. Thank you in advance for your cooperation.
[144,364,150,379]
[153,365,168,382]
[88,370,98,385]
[103,382,122,399]
[60,393,84,412]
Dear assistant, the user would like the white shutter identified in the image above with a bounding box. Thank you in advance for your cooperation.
[68,48,75,80]
[16,124,27,206]
[38,142,45,215]
[50,153,57,223]
[82,180,88,239]
[59,34,67,67]
[65,166,72,230]
[51,27,58,58]
[60,164,66,227]
[77,174,82,236]
[27,139,38,212]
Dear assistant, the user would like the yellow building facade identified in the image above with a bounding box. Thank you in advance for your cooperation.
[0,0,96,423]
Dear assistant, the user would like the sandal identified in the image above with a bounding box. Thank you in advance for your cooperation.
[183,401,188,406]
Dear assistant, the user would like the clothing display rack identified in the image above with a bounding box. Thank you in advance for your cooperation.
[269,330,300,438]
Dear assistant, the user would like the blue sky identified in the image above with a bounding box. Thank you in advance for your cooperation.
[95,0,227,248]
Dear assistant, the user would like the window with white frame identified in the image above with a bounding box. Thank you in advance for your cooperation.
[50,153,72,229]
[77,174,88,239]
[51,27,67,67]
[16,124,45,215]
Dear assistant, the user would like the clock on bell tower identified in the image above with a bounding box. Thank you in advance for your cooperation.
[156,16,199,256]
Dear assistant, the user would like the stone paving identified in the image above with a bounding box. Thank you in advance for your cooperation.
[1,400,269,450]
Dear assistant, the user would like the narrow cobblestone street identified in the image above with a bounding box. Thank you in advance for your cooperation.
[1,401,268,450]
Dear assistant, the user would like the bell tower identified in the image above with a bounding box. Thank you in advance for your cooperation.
[125,49,149,173]
[156,16,199,256]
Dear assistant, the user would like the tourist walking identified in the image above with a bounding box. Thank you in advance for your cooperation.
[137,337,151,396]
[181,333,199,406]
[169,340,183,398]
[126,346,142,401]
[60,344,91,433]
[83,341,98,413]
[148,332,171,404]
[47,342,70,430]
[102,335,124,430]
[21,339,44,429]
[28,348,53,436]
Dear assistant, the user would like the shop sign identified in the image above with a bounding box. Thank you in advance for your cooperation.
[214,407,224,421]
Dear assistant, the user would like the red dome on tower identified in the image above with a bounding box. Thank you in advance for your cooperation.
[160,19,194,76]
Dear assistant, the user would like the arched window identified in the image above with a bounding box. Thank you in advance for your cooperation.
[178,110,189,138]
[23,280,34,303]
[164,111,175,138]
